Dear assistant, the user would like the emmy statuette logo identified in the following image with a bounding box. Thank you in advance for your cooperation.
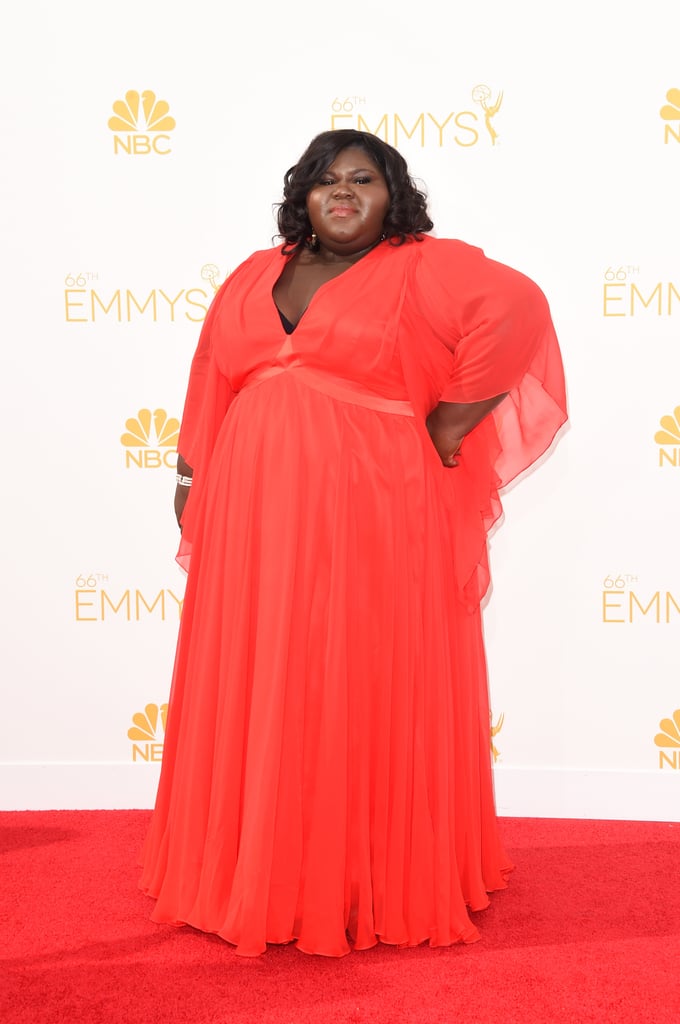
[491,711,505,763]
[201,264,222,294]
[472,84,503,146]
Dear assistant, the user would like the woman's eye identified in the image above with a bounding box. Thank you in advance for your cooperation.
[316,176,372,186]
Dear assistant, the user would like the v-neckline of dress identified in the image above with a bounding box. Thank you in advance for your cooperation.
[271,241,385,333]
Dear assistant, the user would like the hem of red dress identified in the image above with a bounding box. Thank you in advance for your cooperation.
[142,893,487,957]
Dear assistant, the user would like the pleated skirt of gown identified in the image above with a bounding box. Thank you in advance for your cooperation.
[139,368,513,955]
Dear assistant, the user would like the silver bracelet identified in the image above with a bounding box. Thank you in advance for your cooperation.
[176,474,193,487]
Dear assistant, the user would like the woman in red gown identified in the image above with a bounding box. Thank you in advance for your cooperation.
[139,130,567,956]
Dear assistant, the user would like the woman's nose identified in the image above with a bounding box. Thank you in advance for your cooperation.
[332,180,354,197]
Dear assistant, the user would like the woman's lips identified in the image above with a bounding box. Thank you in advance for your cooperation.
[329,206,357,217]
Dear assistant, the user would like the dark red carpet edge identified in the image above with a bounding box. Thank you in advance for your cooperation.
[1,812,679,1024]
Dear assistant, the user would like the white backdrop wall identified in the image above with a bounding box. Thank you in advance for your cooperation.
[2,0,679,817]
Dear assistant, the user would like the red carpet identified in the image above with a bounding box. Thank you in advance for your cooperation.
[2,812,679,1023]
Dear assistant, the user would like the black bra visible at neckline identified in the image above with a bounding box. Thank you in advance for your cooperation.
[277,307,297,335]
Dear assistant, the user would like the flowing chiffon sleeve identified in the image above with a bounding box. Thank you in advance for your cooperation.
[175,275,238,572]
[415,239,568,607]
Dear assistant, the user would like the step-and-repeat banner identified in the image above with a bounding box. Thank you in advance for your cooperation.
[2,1,679,817]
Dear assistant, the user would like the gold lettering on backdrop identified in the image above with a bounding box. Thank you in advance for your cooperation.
[135,590,166,618]
[353,111,479,147]
[64,290,87,322]
[393,114,426,146]
[426,112,455,146]
[603,283,626,317]
[356,114,389,140]
[113,136,134,155]
[453,112,479,147]
[185,288,211,321]
[91,290,122,320]
[75,590,97,621]
[158,289,186,321]
[602,591,625,623]
[75,588,183,621]
[330,88,500,148]
[131,743,165,762]
[659,449,679,467]
[124,450,145,469]
[126,291,157,319]
[116,135,172,155]
[630,283,662,315]
[65,286,210,323]
[603,282,679,316]
[166,589,184,616]
[101,590,132,620]
[330,114,352,131]
[603,590,680,623]
[629,591,661,622]
[668,283,680,314]
[123,447,178,471]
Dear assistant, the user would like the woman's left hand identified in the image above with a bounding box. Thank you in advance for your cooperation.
[426,407,464,468]
[426,393,508,468]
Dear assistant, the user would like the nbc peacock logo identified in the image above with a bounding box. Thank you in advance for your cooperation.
[654,709,680,770]
[128,702,168,762]
[108,89,176,155]
[655,406,680,468]
[120,408,179,469]
[660,88,680,144]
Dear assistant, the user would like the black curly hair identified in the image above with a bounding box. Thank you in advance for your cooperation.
[277,130,433,254]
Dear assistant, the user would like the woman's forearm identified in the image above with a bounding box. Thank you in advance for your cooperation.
[428,395,507,436]
[426,394,507,467]
[174,453,193,527]
[176,453,193,481]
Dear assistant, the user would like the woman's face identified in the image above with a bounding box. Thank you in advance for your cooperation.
[305,146,391,255]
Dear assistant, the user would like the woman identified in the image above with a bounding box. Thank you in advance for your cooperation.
[140,129,567,956]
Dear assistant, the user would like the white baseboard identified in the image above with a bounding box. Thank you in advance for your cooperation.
[1,763,678,821]
[0,763,161,811]
[493,765,680,822]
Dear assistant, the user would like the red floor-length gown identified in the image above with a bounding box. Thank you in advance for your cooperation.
[139,235,567,956]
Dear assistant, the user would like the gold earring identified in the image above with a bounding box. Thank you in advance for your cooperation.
[310,231,318,247]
